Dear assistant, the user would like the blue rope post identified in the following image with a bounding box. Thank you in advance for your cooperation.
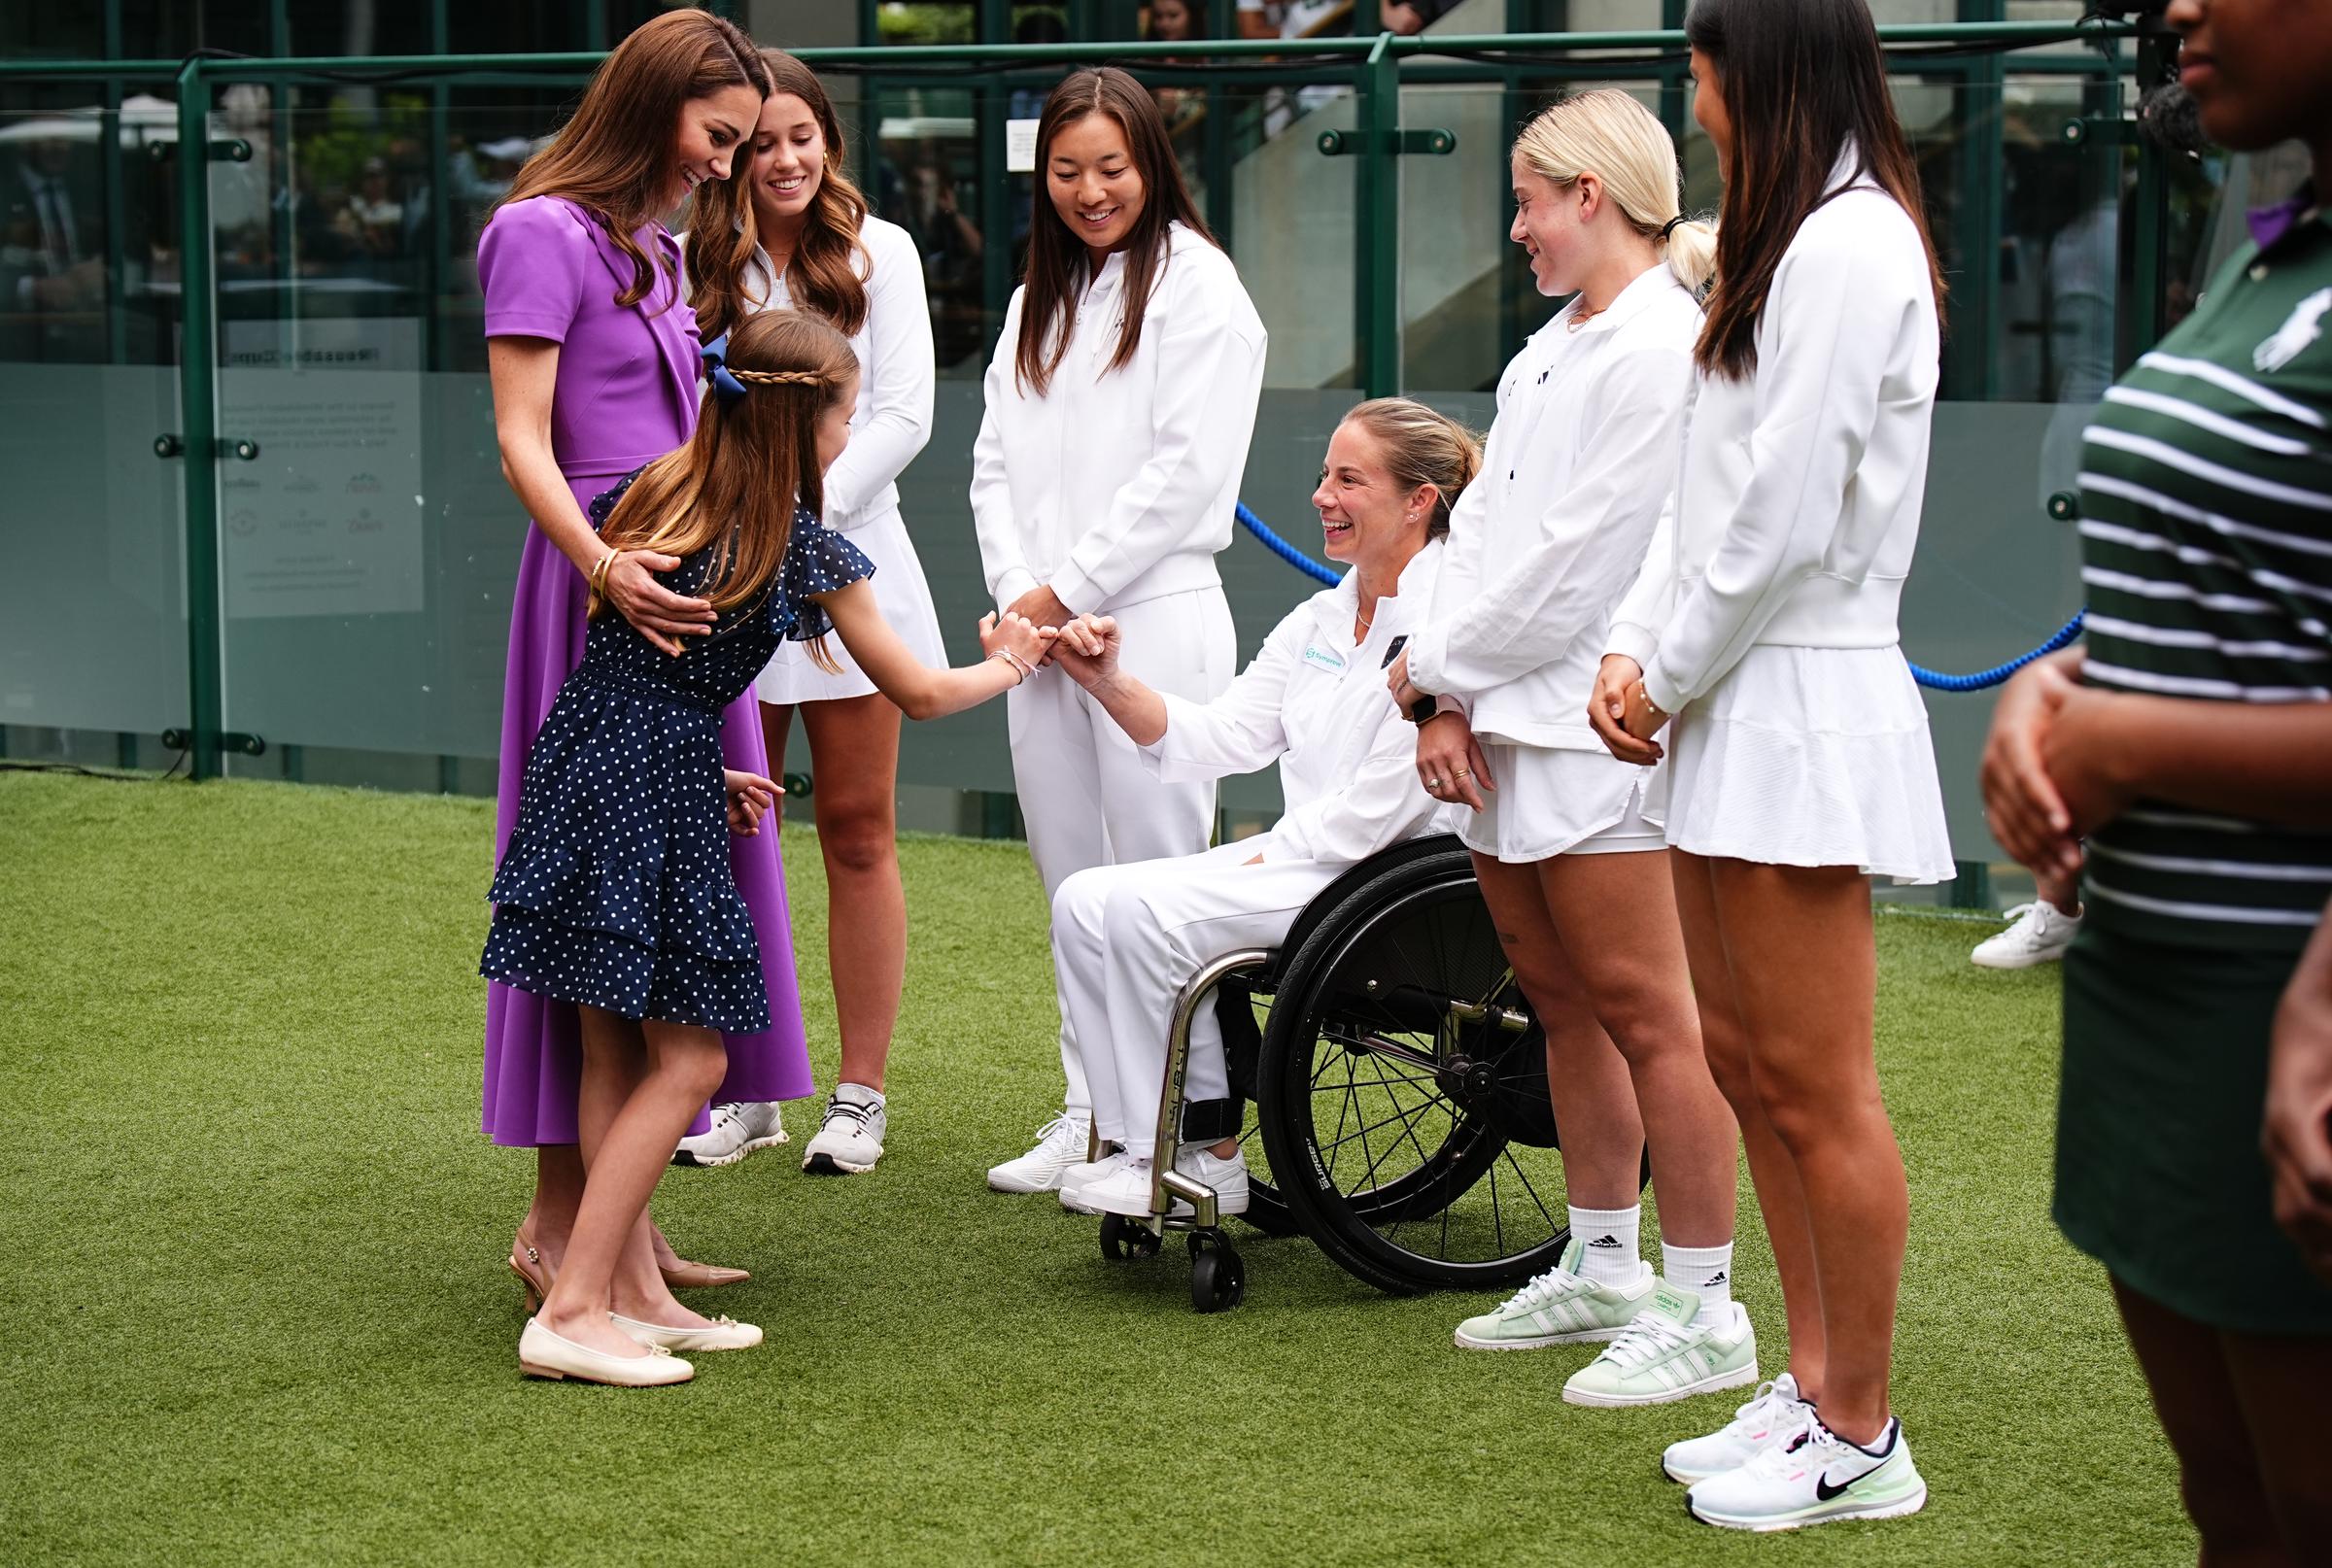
[1232,501,2085,691]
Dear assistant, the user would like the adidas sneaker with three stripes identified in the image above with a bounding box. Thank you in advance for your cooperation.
[1453,1238,1653,1349]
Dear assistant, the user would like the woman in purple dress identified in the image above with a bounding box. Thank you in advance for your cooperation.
[477,12,801,1316]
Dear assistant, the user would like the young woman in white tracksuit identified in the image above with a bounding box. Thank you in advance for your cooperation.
[1590,0,1952,1531]
[974,67,1268,1194]
[1387,92,1752,1414]
[1039,399,1478,1218]
[680,51,943,1177]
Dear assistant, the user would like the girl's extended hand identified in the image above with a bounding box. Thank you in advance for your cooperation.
[2267,914,2332,1286]
[977,610,1057,677]
[1591,654,1662,766]
[723,768,778,836]
[1978,651,2082,875]
[1417,709,1494,812]
[1048,613,1122,689]
[604,550,715,658]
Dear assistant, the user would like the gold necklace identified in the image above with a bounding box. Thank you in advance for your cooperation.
[1566,296,1604,332]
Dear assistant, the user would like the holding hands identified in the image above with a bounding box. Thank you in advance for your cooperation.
[1049,612,1122,689]
[978,609,1058,685]
[1415,709,1494,811]
[1590,655,1665,766]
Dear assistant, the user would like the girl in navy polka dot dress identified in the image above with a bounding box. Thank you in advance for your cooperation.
[486,309,1054,1386]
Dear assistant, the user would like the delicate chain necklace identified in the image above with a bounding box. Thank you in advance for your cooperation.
[1566,295,1605,333]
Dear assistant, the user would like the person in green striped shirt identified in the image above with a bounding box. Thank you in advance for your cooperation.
[1981,0,2332,1554]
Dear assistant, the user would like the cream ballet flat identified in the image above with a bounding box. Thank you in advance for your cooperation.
[520,1317,695,1386]
[611,1312,765,1352]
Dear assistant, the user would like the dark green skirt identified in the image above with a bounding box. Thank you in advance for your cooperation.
[2056,922,2332,1334]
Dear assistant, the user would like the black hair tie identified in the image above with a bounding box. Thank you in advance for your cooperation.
[1659,215,1688,240]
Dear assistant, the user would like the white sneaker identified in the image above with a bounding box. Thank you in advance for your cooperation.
[986,1113,1091,1194]
[671,1101,787,1168]
[1970,901,2081,969]
[1561,1286,1758,1408]
[1686,1415,1928,1531]
[1082,1146,1250,1219]
[1059,1148,1134,1213]
[1663,1373,1815,1483]
[802,1088,886,1176]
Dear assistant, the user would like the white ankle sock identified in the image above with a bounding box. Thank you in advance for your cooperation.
[836,1081,884,1108]
[1570,1204,1643,1286]
[1662,1239,1735,1326]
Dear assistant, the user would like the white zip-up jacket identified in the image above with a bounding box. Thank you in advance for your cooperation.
[1142,541,1457,864]
[1406,264,1699,751]
[681,215,936,532]
[1608,154,1941,715]
[971,221,1268,615]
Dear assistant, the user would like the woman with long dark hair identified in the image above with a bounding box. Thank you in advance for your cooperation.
[1982,0,2332,1551]
[676,50,942,1178]
[1590,0,1949,1529]
[477,12,804,1324]
[971,67,1267,1196]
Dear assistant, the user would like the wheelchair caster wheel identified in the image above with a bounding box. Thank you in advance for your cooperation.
[1099,1212,1161,1261]
[1188,1236,1246,1312]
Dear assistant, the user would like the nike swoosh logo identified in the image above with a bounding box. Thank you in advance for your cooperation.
[1815,1472,1860,1502]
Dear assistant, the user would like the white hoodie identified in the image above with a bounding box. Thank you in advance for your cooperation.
[1608,153,1941,714]
[971,221,1268,615]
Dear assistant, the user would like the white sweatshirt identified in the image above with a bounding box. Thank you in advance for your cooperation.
[1406,264,1699,750]
[1608,153,1941,715]
[686,214,936,532]
[971,221,1268,615]
[1141,541,1455,865]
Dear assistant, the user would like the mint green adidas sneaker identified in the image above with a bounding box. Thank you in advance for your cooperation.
[1453,1238,1654,1350]
[1560,1280,1758,1408]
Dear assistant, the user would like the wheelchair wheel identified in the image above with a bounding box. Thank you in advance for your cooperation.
[1255,839,1573,1295]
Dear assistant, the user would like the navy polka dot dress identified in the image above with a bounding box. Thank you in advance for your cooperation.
[480,471,874,1033]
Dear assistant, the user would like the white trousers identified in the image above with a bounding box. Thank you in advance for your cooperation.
[1050,841,1346,1157]
[1010,586,1235,1117]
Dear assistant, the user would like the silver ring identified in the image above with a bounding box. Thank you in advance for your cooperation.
[1426,776,1443,790]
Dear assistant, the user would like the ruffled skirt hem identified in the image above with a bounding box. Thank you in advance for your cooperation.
[480,904,773,1034]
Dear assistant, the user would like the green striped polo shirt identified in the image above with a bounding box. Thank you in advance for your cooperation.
[2076,190,2332,951]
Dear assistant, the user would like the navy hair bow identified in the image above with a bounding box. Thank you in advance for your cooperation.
[701,332,749,407]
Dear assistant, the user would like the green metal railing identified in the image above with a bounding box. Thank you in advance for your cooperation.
[0,17,2156,783]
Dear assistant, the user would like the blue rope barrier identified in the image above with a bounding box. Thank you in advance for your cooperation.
[1236,501,1341,587]
[1235,500,2083,692]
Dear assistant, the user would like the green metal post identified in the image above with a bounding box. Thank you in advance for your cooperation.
[977,0,1014,333]
[1951,0,2006,399]
[102,0,129,363]
[1355,32,1399,395]
[175,62,224,782]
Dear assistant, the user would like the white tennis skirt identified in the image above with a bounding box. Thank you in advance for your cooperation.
[1662,644,1955,885]
[754,504,947,706]
[1458,743,1663,864]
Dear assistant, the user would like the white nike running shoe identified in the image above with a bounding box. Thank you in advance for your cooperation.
[1663,1373,1815,1483]
[1685,1414,1928,1532]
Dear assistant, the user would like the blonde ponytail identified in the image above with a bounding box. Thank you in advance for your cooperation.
[1513,89,1710,296]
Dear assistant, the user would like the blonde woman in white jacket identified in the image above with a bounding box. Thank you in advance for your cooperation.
[1592,0,1950,1532]
[680,52,944,1177]
[1388,91,1751,1414]
[974,68,1267,1195]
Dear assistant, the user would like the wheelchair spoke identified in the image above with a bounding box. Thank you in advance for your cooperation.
[1496,1143,1560,1236]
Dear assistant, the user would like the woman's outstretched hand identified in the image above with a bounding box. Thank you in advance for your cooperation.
[1048,613,1122,690]
[723,768,779,836]
[604,550,715,658]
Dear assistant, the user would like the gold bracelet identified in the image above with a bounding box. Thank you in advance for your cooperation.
[589,550,618,597]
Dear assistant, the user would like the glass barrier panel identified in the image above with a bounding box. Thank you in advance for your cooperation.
[0,91,188,765]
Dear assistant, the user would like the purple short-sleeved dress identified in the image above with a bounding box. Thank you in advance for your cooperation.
[476,194,812,1147]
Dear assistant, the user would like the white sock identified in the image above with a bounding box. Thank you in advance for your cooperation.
[1569,1204,1644,1287]
[836,1081,884,1108]
[1663,1239,1735,1327]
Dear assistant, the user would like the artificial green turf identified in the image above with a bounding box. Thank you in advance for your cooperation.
[0,771,2187,1566]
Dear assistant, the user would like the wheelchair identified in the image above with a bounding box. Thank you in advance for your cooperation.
[1095,833,1638,1312]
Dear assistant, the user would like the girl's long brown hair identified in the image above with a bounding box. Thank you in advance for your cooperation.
[692,51,874,343]
[1685,0,1946,379]
[592,310,859,652]
[499,10,769,311]
[1015,67,1216,397]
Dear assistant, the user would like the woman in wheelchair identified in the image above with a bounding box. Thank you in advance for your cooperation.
[1035,398,1480,1219]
